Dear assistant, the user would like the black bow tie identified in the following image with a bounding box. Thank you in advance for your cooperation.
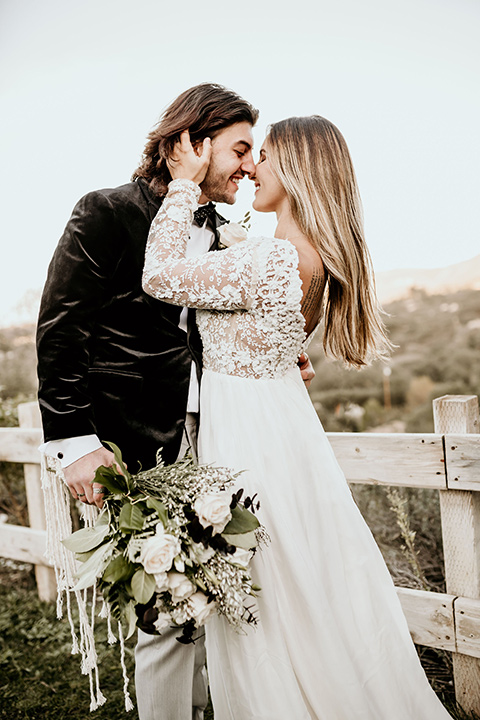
[193,202,217,230]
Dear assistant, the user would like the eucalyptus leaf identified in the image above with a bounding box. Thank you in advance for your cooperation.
[221,530,257,550]
[119,502,145,532]
[102,553,136,584]
[95,509,110,527]
[131,569,156,605]
[75,548,98,563]
[124,600,138,640]
[223,505,260,535]
[146,497,168,525]
[93,465,128,494]
[74,541,113,591]
[104,441,133,491]
[62,523,110,553]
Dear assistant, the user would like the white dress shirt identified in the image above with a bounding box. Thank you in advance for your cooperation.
[40,216,214,467]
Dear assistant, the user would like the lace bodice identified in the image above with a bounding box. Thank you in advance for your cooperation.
[143,179,307,379]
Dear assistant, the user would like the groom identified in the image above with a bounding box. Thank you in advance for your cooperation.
[37,83,313,719]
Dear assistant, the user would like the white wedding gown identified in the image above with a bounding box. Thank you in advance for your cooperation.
[143,179,452,719]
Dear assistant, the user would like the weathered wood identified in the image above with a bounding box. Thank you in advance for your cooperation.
[396,587,456,652]
[18,402,57,602]
[433,394,480,714]
[0,427,43,463]
[0,524,51,566]
[456,596,480,660]
[327,432,446,489]
[444,434,480,491]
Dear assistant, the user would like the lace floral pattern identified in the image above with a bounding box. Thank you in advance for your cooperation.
[143,179,307,379]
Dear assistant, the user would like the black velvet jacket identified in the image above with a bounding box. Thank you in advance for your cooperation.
[36,178,224,470]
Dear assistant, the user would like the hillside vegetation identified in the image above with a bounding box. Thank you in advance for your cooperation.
[308,287,480,434]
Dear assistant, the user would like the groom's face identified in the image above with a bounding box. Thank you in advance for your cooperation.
[199,122,255,205]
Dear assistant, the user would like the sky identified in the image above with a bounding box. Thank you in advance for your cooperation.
[1,0,479,325]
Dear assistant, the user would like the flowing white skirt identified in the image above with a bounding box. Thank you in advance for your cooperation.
[199,367,451,720]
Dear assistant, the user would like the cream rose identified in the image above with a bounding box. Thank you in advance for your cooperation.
[194,491,232,535]
[153,611,171,633]
[232,547,253,568]
[140,526,181,575]
[187,591,216,626]
[167,572,196,604]
[218,222,247,248]
[154,572,169,592]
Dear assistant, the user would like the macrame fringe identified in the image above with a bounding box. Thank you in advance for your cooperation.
[118,621,134,712]
[41,454,132,713]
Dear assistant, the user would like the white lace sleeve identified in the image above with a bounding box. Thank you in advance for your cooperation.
[142,179,260,310]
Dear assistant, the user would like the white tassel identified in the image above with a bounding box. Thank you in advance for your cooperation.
[95,664,107,708]
[118,622,134,712]
[40,452,129,713]
[88,669,98,712]
[66,589,80,655]
[81,502,99,527]
[99,599,108,619]
[106,605,117,645]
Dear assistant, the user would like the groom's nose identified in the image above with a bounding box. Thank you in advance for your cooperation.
[240,150,256,177]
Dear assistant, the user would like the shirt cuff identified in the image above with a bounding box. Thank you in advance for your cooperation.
[38,435,103,468]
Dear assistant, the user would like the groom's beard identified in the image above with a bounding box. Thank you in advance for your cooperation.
[200,163,238,205]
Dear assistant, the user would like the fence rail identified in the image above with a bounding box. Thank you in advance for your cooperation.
[0,395,479,713]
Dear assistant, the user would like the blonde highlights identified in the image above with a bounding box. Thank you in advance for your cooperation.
[267,116,391,368]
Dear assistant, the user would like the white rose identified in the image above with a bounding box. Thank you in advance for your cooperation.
[171,603,189,625]
[154,572,169,592]
[218,222,247,248]
[194,492,232,535]
[174,556,185,573]
[153,611,171,633]
[187,591,216,626]
[140,528,181,575]
[167,572,196,603]
[231,547,253,568]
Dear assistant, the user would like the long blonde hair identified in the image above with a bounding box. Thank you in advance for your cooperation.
[267,116,391,368]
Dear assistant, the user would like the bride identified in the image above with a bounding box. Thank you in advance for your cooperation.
[142,117,452,719]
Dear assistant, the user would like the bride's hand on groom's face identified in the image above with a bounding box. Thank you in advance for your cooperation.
[167,130,212,185]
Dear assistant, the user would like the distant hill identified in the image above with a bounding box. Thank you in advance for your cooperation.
[375,254,480,304]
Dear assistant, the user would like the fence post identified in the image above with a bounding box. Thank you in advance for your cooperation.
[433,394,480,714]
[17,401,57,602]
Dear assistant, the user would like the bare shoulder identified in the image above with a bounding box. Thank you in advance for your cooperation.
[296,242,325,286]
[294,240,326,334]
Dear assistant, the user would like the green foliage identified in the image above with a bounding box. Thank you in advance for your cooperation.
[309,288,480,433]
[118,502,145,532]
[131,568,156,605]
[62,523,110,553]
[0,581,140,720]
[223,504,260,535]
[0,564,215,719]
[0,325,37,399]
[0,394,36,527]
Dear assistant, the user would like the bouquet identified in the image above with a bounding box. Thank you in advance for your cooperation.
[62,443,263,646]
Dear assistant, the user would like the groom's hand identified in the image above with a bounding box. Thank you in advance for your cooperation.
[298,352,315,388]
[63,446,119,509]
[167,130,212,185]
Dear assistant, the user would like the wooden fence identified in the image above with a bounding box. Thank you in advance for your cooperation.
[0,395,479,713]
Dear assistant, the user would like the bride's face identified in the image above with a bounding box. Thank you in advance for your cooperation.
[252,141,287,214]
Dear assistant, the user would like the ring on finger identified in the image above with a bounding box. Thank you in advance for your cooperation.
[77,492,86,497]
[93,488,105,495]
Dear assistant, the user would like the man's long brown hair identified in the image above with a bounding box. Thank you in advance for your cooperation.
[133,83,259,196]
